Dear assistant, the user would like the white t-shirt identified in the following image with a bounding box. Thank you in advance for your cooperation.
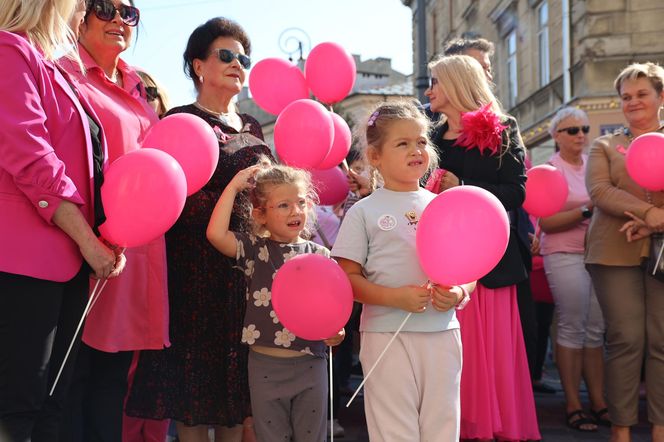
[332,187,459,333]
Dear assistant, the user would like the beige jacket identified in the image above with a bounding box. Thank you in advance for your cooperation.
[585,130,664,266]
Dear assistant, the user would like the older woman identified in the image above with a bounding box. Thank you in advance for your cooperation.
[425,55,540,441]
[585,62,664,442]
[126,17,272,442]
[540,107,607,432]
[0,0,124,440]
[58,1,170,440]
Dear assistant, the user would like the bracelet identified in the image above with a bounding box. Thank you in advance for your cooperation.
[455,285,471,310]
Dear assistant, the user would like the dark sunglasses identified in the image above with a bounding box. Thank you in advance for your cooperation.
[557,125,590,135]
[145,86,159,101]
[87,0,140,27]
[211,48,251,69]
[429,77,438,88]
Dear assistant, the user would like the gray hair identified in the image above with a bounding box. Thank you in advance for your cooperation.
[548,107,589,137]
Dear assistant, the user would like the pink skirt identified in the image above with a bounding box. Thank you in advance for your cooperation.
[457,284,541,441]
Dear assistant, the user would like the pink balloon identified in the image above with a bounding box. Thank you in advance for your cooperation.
[274,99,334,169]
[99,149,187,248]
[272,254,353,341]
[305,42,356,104]
[248,58,309,115]
[416,186,510,286]
[142,113,219,196]
[316,112,352,170]
[311,167,350,206]
[626,132,664,191]
[523,165,569,218]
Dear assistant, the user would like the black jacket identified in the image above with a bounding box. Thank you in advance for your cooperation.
[431,116,530,288]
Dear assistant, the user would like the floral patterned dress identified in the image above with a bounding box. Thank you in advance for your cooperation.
[125,104,273,426]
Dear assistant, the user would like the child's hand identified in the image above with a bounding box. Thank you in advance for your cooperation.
[230,164,264,193]
[323,328,345,347]
[395,285,431,313]
[431,285,461,312]
[439,170,460,191]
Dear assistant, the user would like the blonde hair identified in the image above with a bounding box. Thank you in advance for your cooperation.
[614,62,664,95]
[248,157,318,238]
[358,101,438,190]
[0,0,78,61]
[137,70,171,118]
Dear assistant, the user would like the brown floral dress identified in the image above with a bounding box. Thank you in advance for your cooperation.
[125,104,273,426]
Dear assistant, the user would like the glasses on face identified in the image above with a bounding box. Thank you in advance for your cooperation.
[264,199,308,215]
[429,77,438,88]
[212,48,251,69]
[557,125,590,135]
[145,86,159,101]
[87,0,140,27]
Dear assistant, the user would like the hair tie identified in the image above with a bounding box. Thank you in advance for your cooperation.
[367,110,380,127]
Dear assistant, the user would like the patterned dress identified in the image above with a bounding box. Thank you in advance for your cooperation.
[125,105,273,426]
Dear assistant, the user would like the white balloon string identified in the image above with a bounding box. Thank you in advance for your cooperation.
[329,346,334,442]
[653,241,664,276]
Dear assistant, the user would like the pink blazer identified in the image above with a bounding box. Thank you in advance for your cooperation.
[0,31,105,283]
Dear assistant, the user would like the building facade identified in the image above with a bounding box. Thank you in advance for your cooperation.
[402,0,664,163]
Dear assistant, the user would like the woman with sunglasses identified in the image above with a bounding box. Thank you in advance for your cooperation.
[58,1,170,441]
[585,63,664,442]
[125,17,272,442]
[0,0,127,440]
[539,107,607,432]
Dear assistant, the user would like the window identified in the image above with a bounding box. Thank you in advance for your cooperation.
[537,1,550,86]
[506,30,518,108]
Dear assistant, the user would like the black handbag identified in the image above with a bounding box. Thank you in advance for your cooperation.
[647,233,664,282]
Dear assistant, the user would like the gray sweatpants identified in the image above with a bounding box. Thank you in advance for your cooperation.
[248,350,328,442]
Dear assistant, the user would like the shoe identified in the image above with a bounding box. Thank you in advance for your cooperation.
[591,407,611,427]
[566,409,598,432]
[328,418,345,437]
[532,381,557,394]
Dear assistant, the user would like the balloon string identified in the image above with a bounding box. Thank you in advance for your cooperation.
[535,217,541,237]
[329,346,334,442]
[653,241,664,277]
[346,312,412,407]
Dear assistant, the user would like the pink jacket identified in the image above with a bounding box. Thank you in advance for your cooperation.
[60,46,170,352]
[0,31,105,283]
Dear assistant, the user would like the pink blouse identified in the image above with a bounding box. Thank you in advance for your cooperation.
[60,46,169,351]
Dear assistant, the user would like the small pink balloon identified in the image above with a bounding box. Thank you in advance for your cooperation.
[274,99,334,169]
[142,113,219,196]
[416,186,510,286]
[625,132,664,191]
[311,167,350,206]
[99,149,187,248]
[248,58,309,115]
[523,165,568,218]
[316,112,352,170]
[272,254,353,341]
[305,42,356,104]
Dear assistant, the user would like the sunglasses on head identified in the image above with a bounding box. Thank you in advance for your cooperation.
[212,48,251,69]
[557,125,590,135]
[87,0,140,27]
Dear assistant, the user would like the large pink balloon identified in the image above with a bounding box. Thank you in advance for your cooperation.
[142,113,219,196]
[305,42,356,104]
[248,58,309,115]
[274,99,334,169]
[99,149,187,248]
[311,167,350,206]
[626,132,664,191]
[416,186,510,286]
[523,165,568,218]
[316,112,352,170]
[272,254,353,341]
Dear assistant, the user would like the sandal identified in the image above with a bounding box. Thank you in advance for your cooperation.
[566,409,598,432]
[592,407,611,427]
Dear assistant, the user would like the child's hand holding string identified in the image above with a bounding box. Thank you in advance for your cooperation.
[323,328,346,347]
[395,285,431,313]
[430,285,462,312]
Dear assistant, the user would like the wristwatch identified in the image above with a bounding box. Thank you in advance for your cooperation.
[581,205,593,219]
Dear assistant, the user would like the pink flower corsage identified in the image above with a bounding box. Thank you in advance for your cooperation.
[213,125,231,143]
[455,103,508,155]
[616,145,627,155]
[424,168,447,194]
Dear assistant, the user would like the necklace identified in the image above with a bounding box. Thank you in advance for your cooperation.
[193,101,241,130]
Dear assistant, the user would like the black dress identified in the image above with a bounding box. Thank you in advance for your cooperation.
[126,104,273,426]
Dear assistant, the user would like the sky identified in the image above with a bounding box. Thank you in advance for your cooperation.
[122,0,414,107]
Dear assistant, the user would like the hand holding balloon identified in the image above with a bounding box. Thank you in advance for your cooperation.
[323,328,346,347]
[430,285,461,312]
[392,285,430,313]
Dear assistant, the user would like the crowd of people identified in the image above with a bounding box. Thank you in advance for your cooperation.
[1,1,664,442]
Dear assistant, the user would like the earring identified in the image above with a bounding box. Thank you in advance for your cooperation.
[199,75,204,84]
